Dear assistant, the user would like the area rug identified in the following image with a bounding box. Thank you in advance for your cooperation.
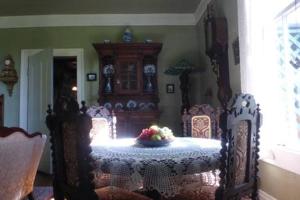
[32,186,53,200]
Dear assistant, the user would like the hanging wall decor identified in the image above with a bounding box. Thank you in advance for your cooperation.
[0,55,18,96]
[204,5,232,109]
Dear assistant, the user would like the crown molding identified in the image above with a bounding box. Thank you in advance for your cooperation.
[0,13,196,28]
[194,0,212,23]
[0,1,210,29]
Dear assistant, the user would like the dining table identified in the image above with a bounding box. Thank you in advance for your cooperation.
[91,137,221,197]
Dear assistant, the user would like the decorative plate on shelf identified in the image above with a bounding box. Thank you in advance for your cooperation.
[115,102,124,110]
[138,102,146,110]
[146,102,155,110]
[127,100,137,109]
[103,102,112,110]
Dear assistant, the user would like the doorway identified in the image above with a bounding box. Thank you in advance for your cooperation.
[53,56,77,101]
[20,48,84,173]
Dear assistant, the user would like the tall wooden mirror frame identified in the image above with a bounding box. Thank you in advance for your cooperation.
[204,6,232,109]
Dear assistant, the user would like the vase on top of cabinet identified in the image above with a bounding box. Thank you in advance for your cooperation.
[93,42,163,138]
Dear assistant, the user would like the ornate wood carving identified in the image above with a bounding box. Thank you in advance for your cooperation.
[46,97,98,200]
[216,93,261,200]
[182,104,222,138]
[191,115,211,138]
[204,12,232,109]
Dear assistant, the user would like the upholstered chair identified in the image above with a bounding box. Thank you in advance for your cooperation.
[0,127,46,200]
[182,104,222,138]
[85,104,117,143]
[46,97,151,200]
[176,94,261,200]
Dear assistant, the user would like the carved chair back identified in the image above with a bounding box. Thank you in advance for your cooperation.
[86,105,117,140]
[191,115,211,138]
[0,127,46,200]
[182,104,222,138]
[46,97,98,200]
[216,94,261,200]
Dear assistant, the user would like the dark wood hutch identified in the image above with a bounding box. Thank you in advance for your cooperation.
[93,43,162,137]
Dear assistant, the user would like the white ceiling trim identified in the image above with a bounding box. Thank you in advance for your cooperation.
[0,13,197,28]
[194,0,212,23]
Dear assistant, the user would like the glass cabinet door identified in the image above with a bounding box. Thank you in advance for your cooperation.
[116,59,141,94]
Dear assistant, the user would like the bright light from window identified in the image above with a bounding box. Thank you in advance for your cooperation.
[90,118,111,146]
[243,0,300,151]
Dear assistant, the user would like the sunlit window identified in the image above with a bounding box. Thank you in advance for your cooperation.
[274,4,300,148]
[240,0,300,151]
[90,118,111,145]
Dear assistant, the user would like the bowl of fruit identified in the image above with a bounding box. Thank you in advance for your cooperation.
[136,125,175,147]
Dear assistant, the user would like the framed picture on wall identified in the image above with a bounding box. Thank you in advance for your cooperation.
[87,73,97,81]
[166,84,175,93]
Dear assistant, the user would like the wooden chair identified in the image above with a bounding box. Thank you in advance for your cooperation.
[174,94,261,200]
[46,96,151,200]
[182,104,222,138]
[216,93,261,200]
[85,103,117,141]
[0,127,46,200]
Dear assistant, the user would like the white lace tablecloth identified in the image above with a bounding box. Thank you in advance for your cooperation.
[91,137,221,197]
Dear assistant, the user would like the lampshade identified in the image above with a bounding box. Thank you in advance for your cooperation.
[164,59,195,75]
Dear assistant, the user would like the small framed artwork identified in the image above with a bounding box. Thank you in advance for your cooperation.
[166,84,175,93]
[87,73,97,81]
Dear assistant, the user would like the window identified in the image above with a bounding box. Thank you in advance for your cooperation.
[239,0,300,159]
[275,4,300,149]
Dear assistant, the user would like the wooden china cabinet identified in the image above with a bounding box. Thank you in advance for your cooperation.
[93,43,162,137]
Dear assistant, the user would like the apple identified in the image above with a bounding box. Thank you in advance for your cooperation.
[151,134,162,141]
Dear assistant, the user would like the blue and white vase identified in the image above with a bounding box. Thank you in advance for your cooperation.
[104,76,112,93]
[122,27,133,43]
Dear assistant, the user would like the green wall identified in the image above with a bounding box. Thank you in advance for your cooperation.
[193,0,241,107]
[259,160,300,200]
[0,26,200,134]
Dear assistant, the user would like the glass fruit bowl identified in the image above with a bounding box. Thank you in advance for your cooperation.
[136,138,172,147]
[136,125,175,147]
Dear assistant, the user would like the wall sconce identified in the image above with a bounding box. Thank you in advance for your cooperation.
[204,5,232,108]
[0,55,18,96]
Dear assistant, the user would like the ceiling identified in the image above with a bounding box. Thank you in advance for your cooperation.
[0,0,202,16]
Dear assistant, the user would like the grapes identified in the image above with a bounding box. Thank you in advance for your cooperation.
[138,125,174,141]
